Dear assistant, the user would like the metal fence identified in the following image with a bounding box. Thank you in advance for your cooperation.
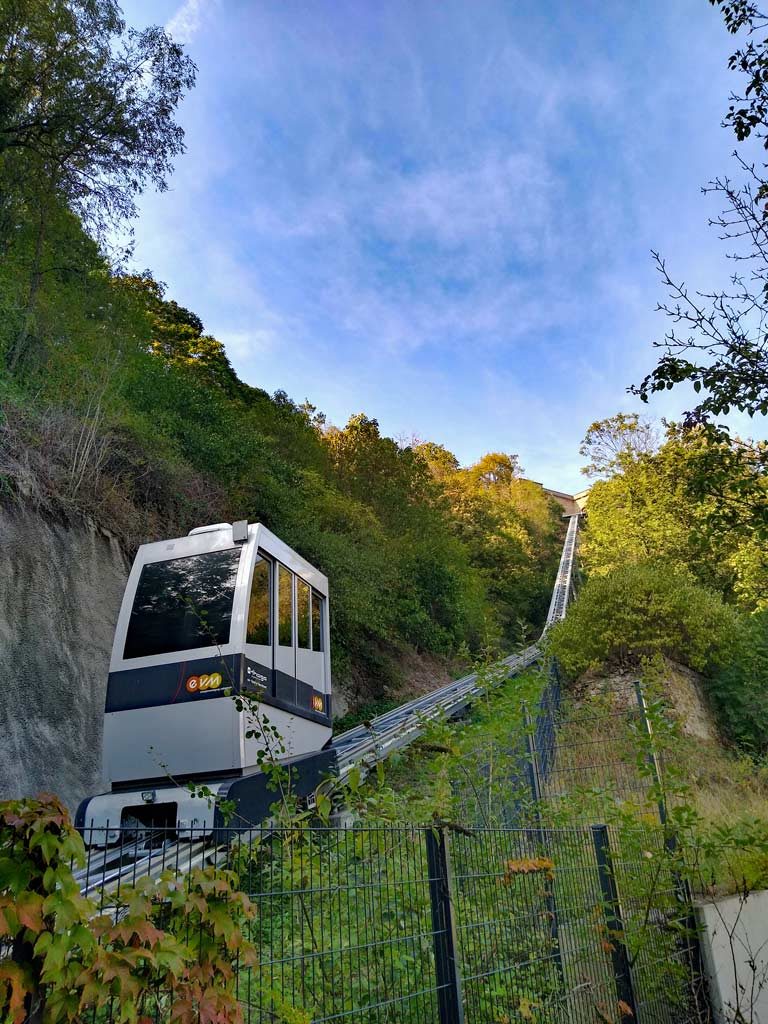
[436,666,711,1023]
[534,676,662,809]
[52,669,713,1023]
[72,818,705,1024]
[450,667,671,829]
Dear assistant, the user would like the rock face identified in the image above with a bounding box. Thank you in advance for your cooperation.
[662,661,718,742]
[0,505,129,811]
[577,659,719,742]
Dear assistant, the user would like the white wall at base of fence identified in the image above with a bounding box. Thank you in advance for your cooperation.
[696,889,768,1024]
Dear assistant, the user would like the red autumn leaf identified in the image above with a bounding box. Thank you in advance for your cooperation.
[0,963,32,1024]
[197,993,222,1024]
[170,996,196,1024]
[16,892,45,932]
[110,918,165,947]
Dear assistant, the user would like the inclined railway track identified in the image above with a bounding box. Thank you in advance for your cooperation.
[331,513,581,779]
[78,514,581,891]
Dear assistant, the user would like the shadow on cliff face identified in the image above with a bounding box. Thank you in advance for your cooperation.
[0,505,128,811]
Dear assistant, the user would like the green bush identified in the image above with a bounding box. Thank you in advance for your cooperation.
[708,611,768,753]
[546,561,740,678]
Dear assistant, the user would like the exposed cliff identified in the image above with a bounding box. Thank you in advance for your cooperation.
[0,505,128,810]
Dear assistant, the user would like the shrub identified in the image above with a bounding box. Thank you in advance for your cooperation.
[707,610,768,753]
[0,794,255,1024]
[546,561,740,679]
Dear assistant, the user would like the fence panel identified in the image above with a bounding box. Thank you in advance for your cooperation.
[237,826,441,1023]
[607,825,706,1024]
[451,826,641,1024]
[69,820,707,1024]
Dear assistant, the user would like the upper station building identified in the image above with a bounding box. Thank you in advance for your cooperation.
[537,485,590,517]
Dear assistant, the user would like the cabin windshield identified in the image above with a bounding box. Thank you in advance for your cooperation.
[123,548,242,660]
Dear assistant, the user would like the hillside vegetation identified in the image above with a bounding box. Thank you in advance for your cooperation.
[0,0,563,702]
[548,414,768,752]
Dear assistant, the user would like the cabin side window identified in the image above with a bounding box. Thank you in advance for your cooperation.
[278,564,293,647]
[311,591,323,652]
[297,578,311,650]
[246,556,271,646]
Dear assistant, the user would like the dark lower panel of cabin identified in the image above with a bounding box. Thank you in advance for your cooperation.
[106,654,240,711]
[106,655,330,725]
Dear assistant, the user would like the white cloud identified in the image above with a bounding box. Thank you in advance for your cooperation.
[372,152,556,258]
[250,196,349,240]
[217,329,277,361]
[248,148,558,261]
[166,0,215,44]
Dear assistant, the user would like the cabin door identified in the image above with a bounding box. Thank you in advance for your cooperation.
[274,562,297,705]
[243,554,273,696]
[296,579,326,715]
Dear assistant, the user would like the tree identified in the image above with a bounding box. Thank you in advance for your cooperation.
[0,0,195,229]
[578,440,696,583]
[633,1,768,425]
[579,418,768,609]
[1,0,196,370]
[325,414,433,524]
[466,452,520,489]
[579,413,659,479]
[116,272,241,395]
[414,449,562,638]
[629,1,768,542]
[413,441,460,482]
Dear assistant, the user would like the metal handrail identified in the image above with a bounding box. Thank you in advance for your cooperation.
[332,514,582,777]
[80,513,581,886]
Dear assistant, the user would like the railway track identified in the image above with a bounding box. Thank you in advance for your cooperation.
[331,512,581,778]
[78,514,581,891]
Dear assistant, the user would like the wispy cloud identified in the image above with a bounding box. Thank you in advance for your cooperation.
[217,328,277,361]
[124,0,763,486]
[372,152,557,257]
[166,0,214,44]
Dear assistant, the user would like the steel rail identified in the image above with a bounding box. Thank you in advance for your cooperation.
[77,837,221,897]
[79,513,581,889]
[544,512,580,626]
[331,513,582,778]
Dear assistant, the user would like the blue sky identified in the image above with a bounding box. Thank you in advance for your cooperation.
[122,0,754,491]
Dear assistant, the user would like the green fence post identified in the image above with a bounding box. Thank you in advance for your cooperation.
[426,827,464,1024]
[592,824,638,1021]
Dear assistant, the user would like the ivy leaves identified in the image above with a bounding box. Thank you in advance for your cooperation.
[0,794,257,1024]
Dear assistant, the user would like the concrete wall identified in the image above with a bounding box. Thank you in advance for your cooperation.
[696,889,768,1023]
[536,485,590,516]
[543,488,581,516]
[0,505,129,811]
